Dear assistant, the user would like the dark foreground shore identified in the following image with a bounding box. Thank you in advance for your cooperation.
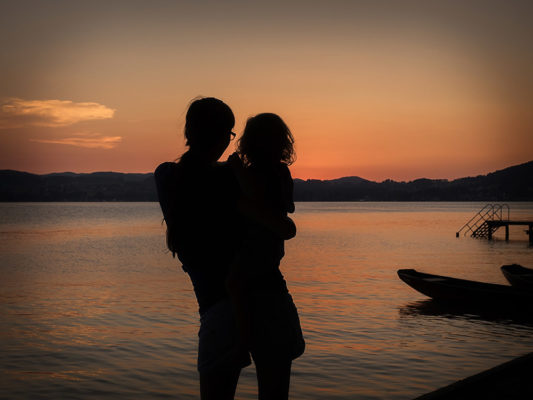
[414,352,533,399]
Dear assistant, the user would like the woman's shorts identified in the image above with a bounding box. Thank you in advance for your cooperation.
[197,299,252,374]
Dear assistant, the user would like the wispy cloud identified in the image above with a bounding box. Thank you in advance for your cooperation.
[30,133,122,149]
[0,98,115,128]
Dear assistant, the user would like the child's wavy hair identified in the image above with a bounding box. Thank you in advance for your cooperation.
[238,113,295,166]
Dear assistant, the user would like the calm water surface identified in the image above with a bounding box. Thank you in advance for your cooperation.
[1,202,532,399]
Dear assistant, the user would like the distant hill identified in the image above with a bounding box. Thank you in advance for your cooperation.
[294,161,533,201]
[0,170,156,201]
[1,161,532,201]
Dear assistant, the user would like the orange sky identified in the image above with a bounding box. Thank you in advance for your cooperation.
[1,1,532,181]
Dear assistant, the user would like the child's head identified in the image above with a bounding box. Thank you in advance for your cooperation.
[238,113,295,166]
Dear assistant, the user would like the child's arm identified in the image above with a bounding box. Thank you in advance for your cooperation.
[244,162,296,240]
[228,153,296,240]
[238,196,296,240]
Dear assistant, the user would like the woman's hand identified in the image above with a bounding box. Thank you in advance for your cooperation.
[228,152,243,171]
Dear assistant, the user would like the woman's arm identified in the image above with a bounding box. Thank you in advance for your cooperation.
[154,162,185,256]
[154,162,174,222]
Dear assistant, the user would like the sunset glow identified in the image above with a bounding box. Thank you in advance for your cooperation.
[1,1,531,181]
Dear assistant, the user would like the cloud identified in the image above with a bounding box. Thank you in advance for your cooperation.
[0,98,115,128]
[30,133,122,149]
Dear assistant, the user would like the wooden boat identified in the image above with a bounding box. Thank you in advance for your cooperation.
[397,269,533,306]
[501,264,533,290]
[413,352,533,400]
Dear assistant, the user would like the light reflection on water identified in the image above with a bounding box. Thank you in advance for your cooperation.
[1,202,532,399]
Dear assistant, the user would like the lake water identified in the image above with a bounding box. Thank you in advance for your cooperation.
[1,202,532,399]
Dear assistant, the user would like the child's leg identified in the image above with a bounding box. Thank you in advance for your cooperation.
[200,366,241,400]
[254,358,292,400]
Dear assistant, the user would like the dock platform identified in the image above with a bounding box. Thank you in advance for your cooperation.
[486,220,533,244]
[456,204,533,244]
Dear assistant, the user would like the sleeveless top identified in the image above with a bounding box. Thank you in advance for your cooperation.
[154,153,242,315]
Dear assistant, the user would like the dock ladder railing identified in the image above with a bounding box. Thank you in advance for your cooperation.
[456,204,510,238]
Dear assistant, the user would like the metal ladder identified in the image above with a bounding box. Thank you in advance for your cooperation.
[456,204,510,238]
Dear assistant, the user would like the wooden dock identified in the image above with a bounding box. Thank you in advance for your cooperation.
[486,220,533,244]
[456,205,532,244]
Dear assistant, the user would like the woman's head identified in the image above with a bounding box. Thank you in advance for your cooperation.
[184,97,235,159]
[238,113,295,166]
